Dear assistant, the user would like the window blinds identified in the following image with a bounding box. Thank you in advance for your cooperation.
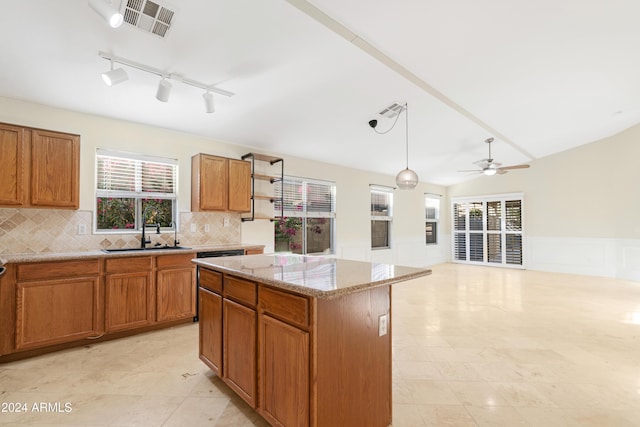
[275,177,335,217]
[96,149,177,198]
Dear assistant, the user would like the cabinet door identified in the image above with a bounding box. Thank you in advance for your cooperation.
[223,298,257,407]
[15,277,100,350]
[30,129,79,208]
[196,154,228,211]
[105,272,153,332]
[199,288,223,374]
[157,267,195,322]
[228,159,251,212]
[0,123,25,206]
[259,315,309,427]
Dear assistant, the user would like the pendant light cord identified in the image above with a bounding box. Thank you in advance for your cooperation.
[405,102,409,168]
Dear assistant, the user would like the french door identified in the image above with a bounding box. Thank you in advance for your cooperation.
[452,194,524,268]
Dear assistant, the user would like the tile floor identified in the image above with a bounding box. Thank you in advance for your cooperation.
[2,263,640,426]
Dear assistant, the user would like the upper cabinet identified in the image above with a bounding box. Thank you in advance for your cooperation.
[191,153,251,212]
[0,122,79,209]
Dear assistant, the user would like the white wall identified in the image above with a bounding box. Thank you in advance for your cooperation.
[448,124,640,281]
[0,97,447,267]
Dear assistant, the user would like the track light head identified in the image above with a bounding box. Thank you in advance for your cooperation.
[156,78,172,102]
[101,61,128,86]
[88,0,124,28]
[368,119,378,129]
[203,91,215,113]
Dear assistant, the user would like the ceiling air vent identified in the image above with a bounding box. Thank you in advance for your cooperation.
[378,102,406,119]
[121,0,175,38]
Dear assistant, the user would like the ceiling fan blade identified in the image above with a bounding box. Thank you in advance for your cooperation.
[473,158,490,166]
[499,164,530,171]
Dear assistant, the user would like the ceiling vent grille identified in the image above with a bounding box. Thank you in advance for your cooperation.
[378,102,406,119]
[121,0,175,38]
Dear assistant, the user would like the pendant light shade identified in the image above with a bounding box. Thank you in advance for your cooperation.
[88,0,124,28]
[156,78,172,102]
[395,102,419,190]
[396,168,419,189]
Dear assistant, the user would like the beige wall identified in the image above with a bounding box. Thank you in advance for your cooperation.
[448,123,640,240]
[0,96,447,265]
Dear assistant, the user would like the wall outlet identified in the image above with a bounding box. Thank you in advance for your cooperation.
[190,224,196,233]
[204,224,211,232]
[223,218,230,227]
[77,224,87,235]
[378,313,389,337]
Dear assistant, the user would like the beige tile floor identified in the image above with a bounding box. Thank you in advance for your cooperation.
[2,263,640,426]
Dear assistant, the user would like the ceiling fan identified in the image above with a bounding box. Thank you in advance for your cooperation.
[459,138,530,176]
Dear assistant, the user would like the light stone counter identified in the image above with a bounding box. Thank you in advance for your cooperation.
[193,253,431,299]
[0,243,264,264]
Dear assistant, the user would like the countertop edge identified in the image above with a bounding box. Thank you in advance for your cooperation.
[0,244,265,264]
[192,258,432,300]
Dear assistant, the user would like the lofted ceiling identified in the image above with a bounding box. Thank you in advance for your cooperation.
[1,0,639,186]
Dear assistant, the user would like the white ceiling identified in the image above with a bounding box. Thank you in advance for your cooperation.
[1,0,639,186]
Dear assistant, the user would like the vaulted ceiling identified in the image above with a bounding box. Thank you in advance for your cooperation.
[2,0,639,185]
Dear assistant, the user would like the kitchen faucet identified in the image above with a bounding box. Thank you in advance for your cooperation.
[170,221,180,247]
[141,205,161,249]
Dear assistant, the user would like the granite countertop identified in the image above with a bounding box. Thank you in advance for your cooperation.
[193,254,431,299]
[0,243,265,264]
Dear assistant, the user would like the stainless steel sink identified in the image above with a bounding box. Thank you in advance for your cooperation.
[101,246,192,253]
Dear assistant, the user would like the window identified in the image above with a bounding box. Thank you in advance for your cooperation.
[96,149,177,232]
[452,194,524,267]
[274,176,335,254]
[371,186,393,249]
[425,194,440,245]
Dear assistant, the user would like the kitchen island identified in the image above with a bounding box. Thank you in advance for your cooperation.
[193,254,431,427]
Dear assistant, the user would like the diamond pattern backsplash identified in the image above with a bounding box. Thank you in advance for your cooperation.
[0,209,242,254]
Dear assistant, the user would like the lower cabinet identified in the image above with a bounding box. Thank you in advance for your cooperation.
[223,298,257,407]
[14,259,101,350]
[199,287,223,374]
[259,315,309,427]
[105,257,153,332]
[156,254,196,322]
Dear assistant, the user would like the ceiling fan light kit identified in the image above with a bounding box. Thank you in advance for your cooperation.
[459,137,530,176]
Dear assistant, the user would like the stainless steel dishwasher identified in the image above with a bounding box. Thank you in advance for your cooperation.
[193,250,245,321]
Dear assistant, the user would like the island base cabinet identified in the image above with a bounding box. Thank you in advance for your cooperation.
[259,315,309,427]
[16,277,99,350]
[199,288,222,374]
[223,298,257,408]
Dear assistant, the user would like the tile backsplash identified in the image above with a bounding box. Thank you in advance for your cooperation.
[0,208,241,254]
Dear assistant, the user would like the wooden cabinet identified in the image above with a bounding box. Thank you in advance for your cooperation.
[156,253,195,322]
[199,287,223,374]
[14,260,100,350]
[0,123,25,206]
[30,129,79,208]
[191,153,251,212]
[0,122,79,209]
[223,298,257,407]
[259,315,309,427]
[105,257,153,332]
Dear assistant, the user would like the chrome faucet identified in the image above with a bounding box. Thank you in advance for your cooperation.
[141,206,161,249]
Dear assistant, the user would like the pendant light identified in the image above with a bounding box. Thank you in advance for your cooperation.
[395,103,419,189]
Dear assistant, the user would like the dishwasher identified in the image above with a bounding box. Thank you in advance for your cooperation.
[193,249,245,321]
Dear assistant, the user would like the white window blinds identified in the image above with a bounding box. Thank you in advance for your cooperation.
[275,177,335,217]
[96,149,177,198]
[370,187,392,218]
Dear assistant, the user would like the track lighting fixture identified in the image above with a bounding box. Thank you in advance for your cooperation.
[98,51,234,112]
[101,60,128,86]
[156,77,172,102]
[203,91,215,113]
[88,0,124,28]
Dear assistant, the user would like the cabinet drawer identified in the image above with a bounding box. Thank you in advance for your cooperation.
[17,259,100,281]
[224,275,257,307]
[259,286,310,329]
[157,253,195,269]
[105,256,152,273]
[199,268,222,293]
